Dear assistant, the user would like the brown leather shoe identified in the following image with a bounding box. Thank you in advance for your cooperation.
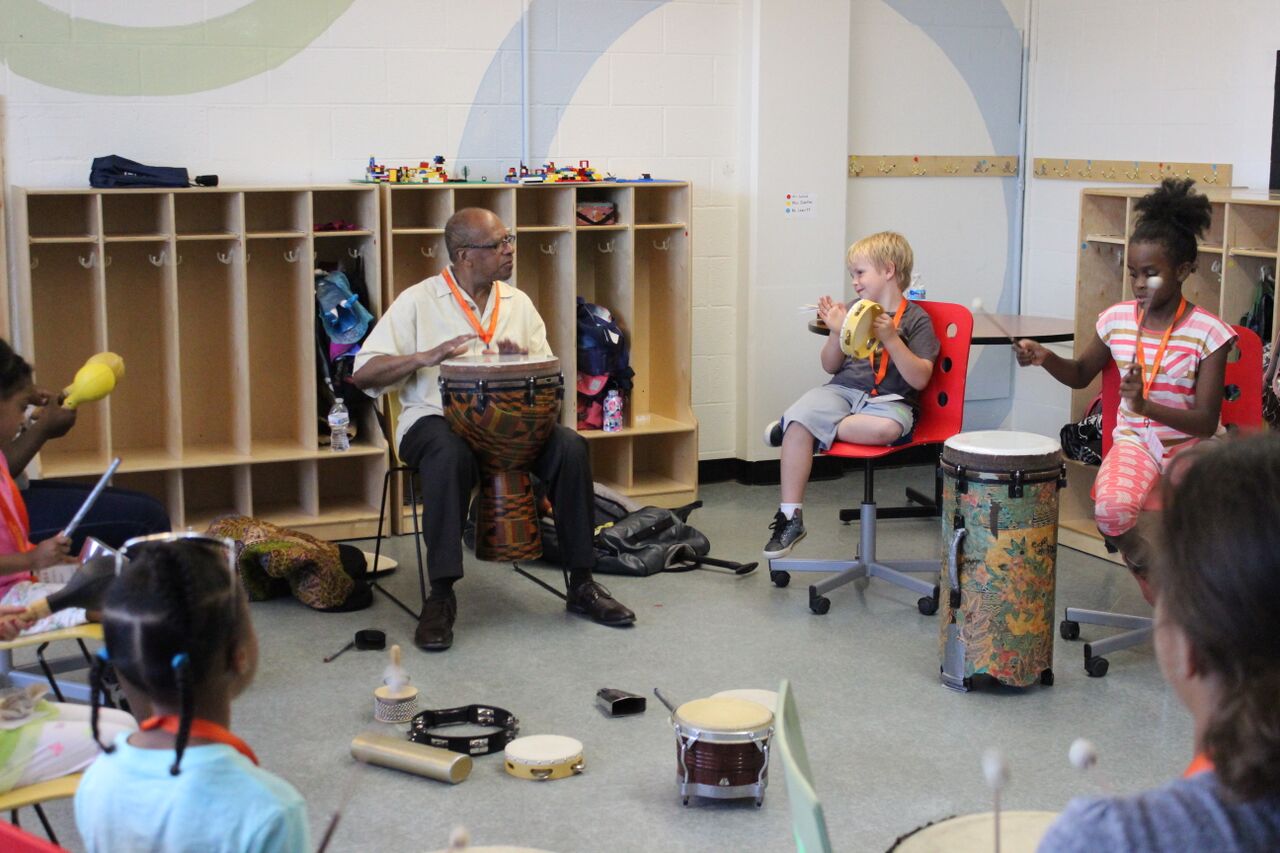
[566,580,635,626]
[415,593,457,651]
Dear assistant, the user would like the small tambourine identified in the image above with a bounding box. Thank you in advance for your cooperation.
[840,299,884,358]
[408,704,520,756]
[503,735,584,781]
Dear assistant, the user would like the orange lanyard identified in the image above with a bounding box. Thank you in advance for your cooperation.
[141,715,259,765]
[1183,752,1213,778]
[1134,297,1187,398]
[868,299,909,395]
[442,267,499,349]
[0,463,34,555]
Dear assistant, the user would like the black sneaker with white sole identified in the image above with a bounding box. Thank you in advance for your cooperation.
[763,509,805,559]
[763,420,784,447]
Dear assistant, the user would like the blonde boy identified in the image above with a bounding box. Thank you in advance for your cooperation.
[763,232,940,558]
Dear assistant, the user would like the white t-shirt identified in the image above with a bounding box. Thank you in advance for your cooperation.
[354,270,552,449]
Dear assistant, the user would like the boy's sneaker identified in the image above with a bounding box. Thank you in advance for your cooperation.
[763,420,784,447]
[763,509,805,559]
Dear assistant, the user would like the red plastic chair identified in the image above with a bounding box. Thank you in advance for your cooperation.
[770,301,974,615]
[1063,325,1263,677]
[0,822,67,853]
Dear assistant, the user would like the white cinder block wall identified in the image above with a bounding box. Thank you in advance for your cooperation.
[1015,0,1280,437]
[1,0,744,459]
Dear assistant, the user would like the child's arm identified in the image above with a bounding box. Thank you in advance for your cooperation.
[817,297,849,374]
[0,535,71,576]
[1015,333,1111,389]
[874,313,932,390]
[1121,345,1228,438]
[2,390,77,477]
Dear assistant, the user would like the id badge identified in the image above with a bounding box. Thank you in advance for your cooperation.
[1143,422,1164,463]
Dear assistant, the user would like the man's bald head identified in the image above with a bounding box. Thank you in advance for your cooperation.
[445,208,505,263]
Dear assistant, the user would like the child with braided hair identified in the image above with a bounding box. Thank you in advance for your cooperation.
[1015,178,1234,600]
[74,535,309,853]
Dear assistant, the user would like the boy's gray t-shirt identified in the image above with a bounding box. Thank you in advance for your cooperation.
[1038,772,1280,853]
[828,300,940,407]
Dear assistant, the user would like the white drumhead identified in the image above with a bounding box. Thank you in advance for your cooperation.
[441,353,558,369]
[429,847,556,853]
[675,697,773,731]
[711,689,779,713]
[944,430,1060,457]
[893,810,1058,852]
[504,735,583,766]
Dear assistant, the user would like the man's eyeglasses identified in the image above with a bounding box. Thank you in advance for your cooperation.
[462,234,517,250]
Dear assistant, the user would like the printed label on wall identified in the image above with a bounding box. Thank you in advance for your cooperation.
[784,193,814,219]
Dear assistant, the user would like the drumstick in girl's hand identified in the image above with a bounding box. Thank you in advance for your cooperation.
[1068,738,1114,795]
[970,298,1020,347]
[981,748,1008,853]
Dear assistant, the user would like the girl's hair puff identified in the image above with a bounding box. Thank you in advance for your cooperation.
[93,540,244,775]
[1154,432,1280,800]
[1131,177,1212,268]
[0,339,33,399]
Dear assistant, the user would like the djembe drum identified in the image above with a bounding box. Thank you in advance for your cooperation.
[891,811,1059,852]
[438,354,564,561]
[937,431,1065,691]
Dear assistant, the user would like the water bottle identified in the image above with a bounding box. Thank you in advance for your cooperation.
[907,273,926,302]
[328,397,350,452]
[602,390,624,433]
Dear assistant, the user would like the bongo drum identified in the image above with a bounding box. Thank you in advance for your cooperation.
[503,735,584,781]
[839,299,884,358]
[671,697,774,806]
[938,431,1065,691]
[710,689,778,714]
[439,354,564,561]
[891,810,1058,852]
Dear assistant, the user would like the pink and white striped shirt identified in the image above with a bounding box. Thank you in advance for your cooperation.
[1096,300,1235,465]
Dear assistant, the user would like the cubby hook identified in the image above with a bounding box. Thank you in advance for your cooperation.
[597,240,615,254]
[284,248,300,263]
[174,254,184,266]
[347,247,361,259]
[103,254,112,268]
[419,246,436,258]
[540,243,556,255]
[216,249,234,265]
[147,250,166,268]
[652,238,670,251]
[78,251,95,269]
[29,256,38,270]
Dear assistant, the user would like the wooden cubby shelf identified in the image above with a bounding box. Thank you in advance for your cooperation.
[15,185,386,538]
[381,182,697,528]
[1062,187,1280,560]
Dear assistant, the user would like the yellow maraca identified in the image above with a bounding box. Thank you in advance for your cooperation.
[85,351,125,382]
[62,362,117,410]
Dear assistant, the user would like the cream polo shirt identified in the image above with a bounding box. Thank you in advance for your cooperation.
[354,270,552,450]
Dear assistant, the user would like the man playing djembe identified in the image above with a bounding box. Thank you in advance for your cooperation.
[353,208,635,651]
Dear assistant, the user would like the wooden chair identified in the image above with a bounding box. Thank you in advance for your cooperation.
[0,624,104,704]
[1060,325,1263,677]
[770,301,974,615]
[0,773,81,847]
[371,394,427,620]
[775,680,832,853]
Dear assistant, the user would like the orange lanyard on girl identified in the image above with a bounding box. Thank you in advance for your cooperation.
[1183,753,1213,778]
[0,462,34,555]
[442,266,499,350]
[141,715,260,765]
[1134,296,1187,398]
[869,299,909,396]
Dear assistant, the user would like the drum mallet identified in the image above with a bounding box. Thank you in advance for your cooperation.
[1068,738,1114,794]
[982,748,1009,853]
[970,298,1020,348]
[59,457,122,541]
[653,687,678,714]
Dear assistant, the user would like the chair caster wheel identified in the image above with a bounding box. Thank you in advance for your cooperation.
[1040,668,1054,686]
[755,798,763,807]
[1085,656,1109,678]
[770,570,791,588]
[1060,619,1080,641]
[918,586,939,615]
[809,594,831,615]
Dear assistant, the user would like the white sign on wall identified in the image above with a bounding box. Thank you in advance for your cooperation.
[784,192,815,218]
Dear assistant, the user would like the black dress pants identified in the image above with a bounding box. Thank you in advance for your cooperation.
[399,416,596,582]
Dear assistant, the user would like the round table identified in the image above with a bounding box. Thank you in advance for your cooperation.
[808,313,1074,345]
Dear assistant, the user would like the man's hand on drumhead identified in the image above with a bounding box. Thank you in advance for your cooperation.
[1013,339,1048,367]
[494,339,528,355]
[420,334,476,367]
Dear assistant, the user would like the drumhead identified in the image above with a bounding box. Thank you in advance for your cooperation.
[840,299,884,358]
[942,430,1062,473]
[675,698,773,732]
[440,353,561,380]
[710,689,779,713]
[891,810,1058,852]
[504,735,583,766]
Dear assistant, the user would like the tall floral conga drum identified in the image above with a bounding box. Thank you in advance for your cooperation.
[937,431,1065,691]
[438,354,563,561]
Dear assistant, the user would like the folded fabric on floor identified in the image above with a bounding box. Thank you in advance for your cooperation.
[208,515,354,610]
